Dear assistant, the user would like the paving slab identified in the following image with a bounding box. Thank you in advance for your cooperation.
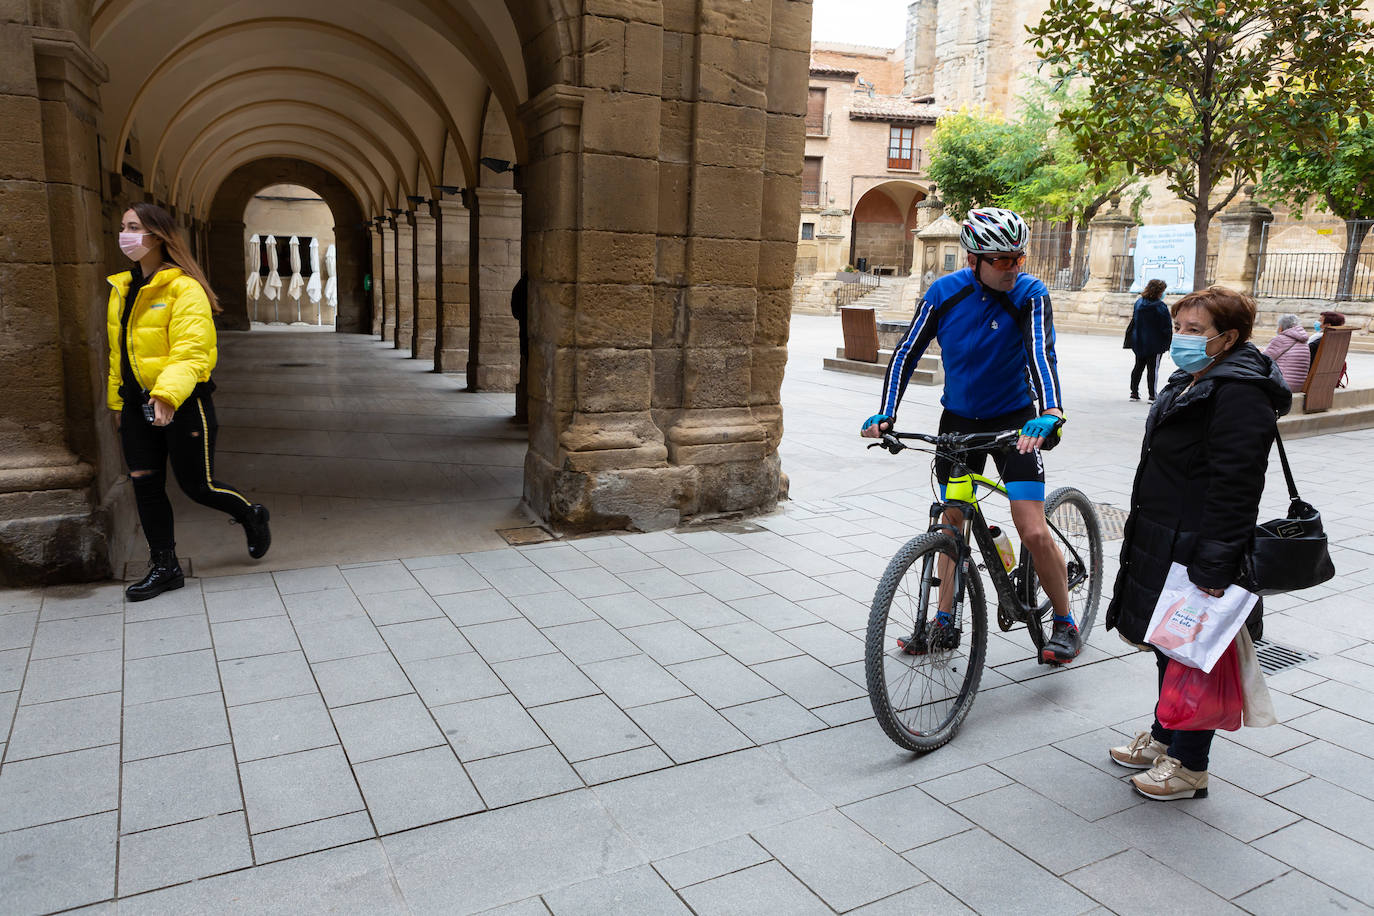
[651,835,772,890]
[752,809,925,911]
[904,827,1096,916]
[676,861,831,916]
[238,745,365,834]
[0,812,117,915]
[352,745,484,833]
[117,811,253,897]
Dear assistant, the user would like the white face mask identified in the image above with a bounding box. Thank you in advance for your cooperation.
[119,231,151,261]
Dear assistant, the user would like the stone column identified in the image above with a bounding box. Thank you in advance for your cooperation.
[435,198,470,372]
[1214,186,1273,293]
[412,206,437,360]
[207,219,250,329]
[470,187,522,389]
[814,208,848,274]
[382,217,398,341]
[370,224,385,337]
[0,16,121,583]
[1084,203,1135,292]
[394,214,414,349]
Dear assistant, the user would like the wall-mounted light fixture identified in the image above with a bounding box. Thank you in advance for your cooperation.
[436,185,462,195]
[479,157,514,174]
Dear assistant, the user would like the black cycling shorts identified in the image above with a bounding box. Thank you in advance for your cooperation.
[934,406,1045,502]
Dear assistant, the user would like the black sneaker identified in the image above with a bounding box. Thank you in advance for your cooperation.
[900,615,961,655]
[237,504,272,559]
[1042,617,1081,664]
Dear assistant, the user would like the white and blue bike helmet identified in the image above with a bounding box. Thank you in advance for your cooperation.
[960,207,1030,254]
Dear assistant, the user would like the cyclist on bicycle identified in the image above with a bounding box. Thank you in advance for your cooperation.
[861,207,1078,663]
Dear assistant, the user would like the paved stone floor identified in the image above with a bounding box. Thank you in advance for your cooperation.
[3,317,1374,914]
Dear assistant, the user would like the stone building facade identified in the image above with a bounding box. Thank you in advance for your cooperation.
[1,0,813,585]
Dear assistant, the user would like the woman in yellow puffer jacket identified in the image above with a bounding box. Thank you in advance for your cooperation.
[108,202,271,601]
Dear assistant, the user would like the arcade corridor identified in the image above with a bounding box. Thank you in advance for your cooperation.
[130,329,528,579]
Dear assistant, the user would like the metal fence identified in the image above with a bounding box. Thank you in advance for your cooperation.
[1026,227,1089,291]
[835,272,880,307]
[1110,253,1217,293]
[1253,220,1374,301]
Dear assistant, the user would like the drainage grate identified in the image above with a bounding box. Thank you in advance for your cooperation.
[1253,638,1317,675]
[276,361,323,368]
[1093,503,1130,540]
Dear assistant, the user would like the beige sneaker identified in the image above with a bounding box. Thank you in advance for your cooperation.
[1132,755,1208,800]
[1109,731,1168,770]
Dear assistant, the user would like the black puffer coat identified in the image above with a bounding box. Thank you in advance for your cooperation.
[1106,343,1292,643]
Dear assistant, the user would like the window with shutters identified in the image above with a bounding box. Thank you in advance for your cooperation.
[806,88,827,135]
[888,125,915,170]
[801,222,815,240]
[802,157,822,206]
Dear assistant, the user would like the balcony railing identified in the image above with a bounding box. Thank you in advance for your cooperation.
[801,180,828,208]
[887,149,925,172]
[805,113,832,138]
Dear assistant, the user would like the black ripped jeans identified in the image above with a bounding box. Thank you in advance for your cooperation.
[120,387,254,552]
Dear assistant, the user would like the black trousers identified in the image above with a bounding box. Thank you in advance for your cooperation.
[1149,647,1215,771]
[1130,353,1163,397]
[120,389,253,552]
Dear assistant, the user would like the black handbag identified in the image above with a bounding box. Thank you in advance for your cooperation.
[1241,430,1335,595]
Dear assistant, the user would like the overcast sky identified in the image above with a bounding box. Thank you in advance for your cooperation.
[811,0,908,50]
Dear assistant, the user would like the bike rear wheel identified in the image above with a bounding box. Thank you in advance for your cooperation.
[866,531,987,752]
[1018,486,1104,654]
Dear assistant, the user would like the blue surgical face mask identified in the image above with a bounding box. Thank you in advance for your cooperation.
[1314,321,1323,332]
[1170,332,1223,373]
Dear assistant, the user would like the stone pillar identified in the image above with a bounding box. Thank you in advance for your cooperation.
[1214,186,1273,292]
[0,15,124,583]
[412,206,437,360]
[469,187,522,389]
[915,213,963,282]
[435,198,470,372]
[382,218,397,340]
[1084,202,1135,292]
[394,214,414,349]
[207,219,250,329]
[370,224,385,337]
[814,208,848,274]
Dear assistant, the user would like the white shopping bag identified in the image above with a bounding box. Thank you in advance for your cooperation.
[1236,627,1278,728]
[1146,562,1259,672]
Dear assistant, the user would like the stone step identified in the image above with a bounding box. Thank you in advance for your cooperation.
[1280,404,1374,438]
[825,349,944,385]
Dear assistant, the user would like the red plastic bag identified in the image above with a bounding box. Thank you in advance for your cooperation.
[1157,643,1244,731]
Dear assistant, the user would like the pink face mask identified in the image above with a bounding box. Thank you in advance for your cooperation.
[119,231,151,261]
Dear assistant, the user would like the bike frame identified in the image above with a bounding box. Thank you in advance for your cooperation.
[930,461,1028,619]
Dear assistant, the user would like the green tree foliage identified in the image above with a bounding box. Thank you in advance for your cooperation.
[925,108,1043,220]
[1030,0,1374,290]
[999,83,1146,228]
[1260,117,1374,300]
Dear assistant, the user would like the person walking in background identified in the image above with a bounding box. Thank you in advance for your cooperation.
[1263,313,1310,392]
[1126,279,1172,401]
[1105,287,1290,800]
[109,202,271,601]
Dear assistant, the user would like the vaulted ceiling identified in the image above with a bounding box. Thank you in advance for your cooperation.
[91,0,578,216]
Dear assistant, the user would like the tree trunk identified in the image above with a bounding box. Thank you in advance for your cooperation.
[1335,219,1372,302]
[1194,151,1213,292]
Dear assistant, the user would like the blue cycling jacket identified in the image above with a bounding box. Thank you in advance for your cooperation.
[879,268,1063,420]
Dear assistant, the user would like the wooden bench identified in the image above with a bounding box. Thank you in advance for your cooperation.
[840,306,879,363]
[1302,326,1353,412]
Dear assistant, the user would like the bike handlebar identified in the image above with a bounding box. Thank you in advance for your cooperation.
[866,429,1021,456]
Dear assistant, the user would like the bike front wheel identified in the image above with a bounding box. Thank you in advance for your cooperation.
[1019,486,1104,654]
[866,531,987,752]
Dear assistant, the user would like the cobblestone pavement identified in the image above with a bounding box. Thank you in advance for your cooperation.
[2,317,1373,914]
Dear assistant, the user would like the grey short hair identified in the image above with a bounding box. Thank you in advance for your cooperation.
[1277,313,1300,331]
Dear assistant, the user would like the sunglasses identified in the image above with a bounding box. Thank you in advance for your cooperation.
[978,253,1026,270]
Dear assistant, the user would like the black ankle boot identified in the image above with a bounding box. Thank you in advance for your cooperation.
[126,549,185,602]
[239,504,271,559]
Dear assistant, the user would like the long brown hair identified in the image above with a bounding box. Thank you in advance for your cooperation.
[1142,278,1167,300]
[131,201,221,314]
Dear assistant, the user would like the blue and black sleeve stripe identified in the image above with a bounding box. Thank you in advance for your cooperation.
[880,296,940,419]
[1022,293,1062,413]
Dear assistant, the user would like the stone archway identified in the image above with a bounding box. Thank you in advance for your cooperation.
[850,182,927,275]
[207,159,371,333]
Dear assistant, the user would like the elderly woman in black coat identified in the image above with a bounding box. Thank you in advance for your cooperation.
[1106,287,1291,801]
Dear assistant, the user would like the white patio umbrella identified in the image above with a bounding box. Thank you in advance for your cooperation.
[323,243,338,313]
[263,235,282,324]
[287,236,305,322]
[306,238,323,306]
[245,235,262,322]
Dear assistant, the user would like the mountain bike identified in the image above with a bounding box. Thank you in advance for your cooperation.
[864,429,1103,752]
